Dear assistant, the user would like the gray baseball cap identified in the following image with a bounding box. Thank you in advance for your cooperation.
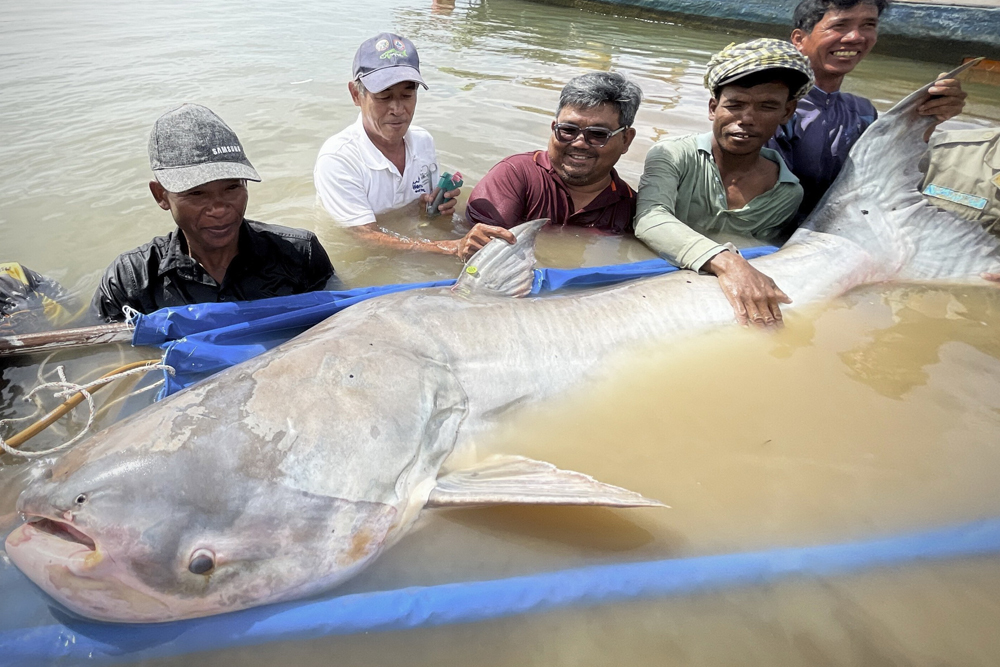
[148,104,261,193]
[352,33,427,94]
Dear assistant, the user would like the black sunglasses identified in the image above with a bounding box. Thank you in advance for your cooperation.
[552,122,627,148]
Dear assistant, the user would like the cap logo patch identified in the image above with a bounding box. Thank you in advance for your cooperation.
[379,48,407,60]
[211,144,242,155]
[393,39,405,51]
[375,39,390,52]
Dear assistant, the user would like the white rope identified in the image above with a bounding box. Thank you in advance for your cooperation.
[122,305,141,327]
[93,378,166,422]
[0,362,174,460]
[36,350,60,386]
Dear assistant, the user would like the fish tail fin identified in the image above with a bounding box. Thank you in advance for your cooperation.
[799,58,1000,282]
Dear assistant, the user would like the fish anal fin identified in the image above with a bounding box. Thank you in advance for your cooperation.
[426,455,668,508]
[452,219,547,299]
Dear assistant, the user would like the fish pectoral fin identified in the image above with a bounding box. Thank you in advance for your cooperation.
[452,219,547,299]
[426,455,668,508]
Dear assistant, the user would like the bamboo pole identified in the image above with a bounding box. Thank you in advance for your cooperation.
[3,360,161,450]
[0,323,135,357]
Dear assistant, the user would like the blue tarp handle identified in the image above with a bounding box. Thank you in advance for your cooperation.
[3,517,999,666]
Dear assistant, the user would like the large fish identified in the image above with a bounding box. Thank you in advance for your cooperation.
[5,64,1000,623]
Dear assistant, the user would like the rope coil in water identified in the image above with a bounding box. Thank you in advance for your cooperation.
[0,360,174,458]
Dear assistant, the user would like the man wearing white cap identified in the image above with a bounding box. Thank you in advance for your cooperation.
[314,33,514,260]
[93,104,338,321]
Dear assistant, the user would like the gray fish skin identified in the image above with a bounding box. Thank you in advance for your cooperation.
[6,65,1000,623]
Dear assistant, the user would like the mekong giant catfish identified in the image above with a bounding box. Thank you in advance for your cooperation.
[7,62,999,623]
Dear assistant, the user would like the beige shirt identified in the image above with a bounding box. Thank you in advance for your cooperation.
[635,133,803,271]
[922,127,1000,234]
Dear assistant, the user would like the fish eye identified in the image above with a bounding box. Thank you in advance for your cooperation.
[74,494,87,505]
[188,549,216,575]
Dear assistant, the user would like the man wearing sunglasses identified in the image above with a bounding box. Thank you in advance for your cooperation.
[465,72,641,234]
[635,39,813,329]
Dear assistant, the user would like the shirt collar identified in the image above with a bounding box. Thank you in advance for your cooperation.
[806,86,838,103]
[353,113,412,173]
[534,149,554,172]
[158,220,254,277]
[696,132,799,184]
[236,219,268,262]
[766,148,800,184]
[986,137,1000,171]
[535,150,631,205]
[696,132,714,155]
[158,229,196,276]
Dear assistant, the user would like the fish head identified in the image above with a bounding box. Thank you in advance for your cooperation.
[5,432,398,623]
[4,311,469,624]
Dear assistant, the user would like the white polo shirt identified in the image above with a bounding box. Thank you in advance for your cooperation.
[313,114,438,227]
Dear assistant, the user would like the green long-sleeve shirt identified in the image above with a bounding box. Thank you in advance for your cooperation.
[635,133,803,271]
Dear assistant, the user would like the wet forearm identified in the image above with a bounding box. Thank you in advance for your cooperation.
[347,224,458,256]
[634,209,725,271]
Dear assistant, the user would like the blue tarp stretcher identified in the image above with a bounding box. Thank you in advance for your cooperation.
[15,248,1000,665]
[4,518,1000,666]
[131,250,779,395]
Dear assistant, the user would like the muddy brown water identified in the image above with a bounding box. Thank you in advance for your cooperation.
[2,0,1000,664]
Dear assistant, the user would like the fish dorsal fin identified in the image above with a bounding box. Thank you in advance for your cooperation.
[452,219,548,298]
[426,454,667,508]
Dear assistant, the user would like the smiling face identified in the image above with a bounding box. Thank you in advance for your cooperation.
[709,81,798,157]
[547,103,635,188]
[352,80,418,150]
[150,178,248,257]
[791,3,879,91]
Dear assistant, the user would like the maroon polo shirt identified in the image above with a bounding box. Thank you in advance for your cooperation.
[466,151,636,234]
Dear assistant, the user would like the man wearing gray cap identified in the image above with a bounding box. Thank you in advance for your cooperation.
[314,33,514,260]
[93,104,337,321]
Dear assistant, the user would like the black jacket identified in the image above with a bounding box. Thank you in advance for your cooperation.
[92,219,339,321]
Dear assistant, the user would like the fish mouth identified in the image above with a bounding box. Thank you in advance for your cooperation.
[5,518,176,623]
[25,517,97,551]
[6,514,99,563]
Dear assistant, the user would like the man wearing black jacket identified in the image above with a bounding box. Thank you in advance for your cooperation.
[93,104,338,322]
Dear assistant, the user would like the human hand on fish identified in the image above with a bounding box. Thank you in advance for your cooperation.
[437,222,516,260]
[983,272,1000,283]
[705,250,791,328]
[919,75,967,142]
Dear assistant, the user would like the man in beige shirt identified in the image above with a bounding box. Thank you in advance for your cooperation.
[636,39,814,328]
[921,126,1000,284]
[922,127,999,234]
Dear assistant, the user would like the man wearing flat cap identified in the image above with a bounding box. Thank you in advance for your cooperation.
[636,38,813,328]
[314,33,515,260]
[93,104,338,321]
